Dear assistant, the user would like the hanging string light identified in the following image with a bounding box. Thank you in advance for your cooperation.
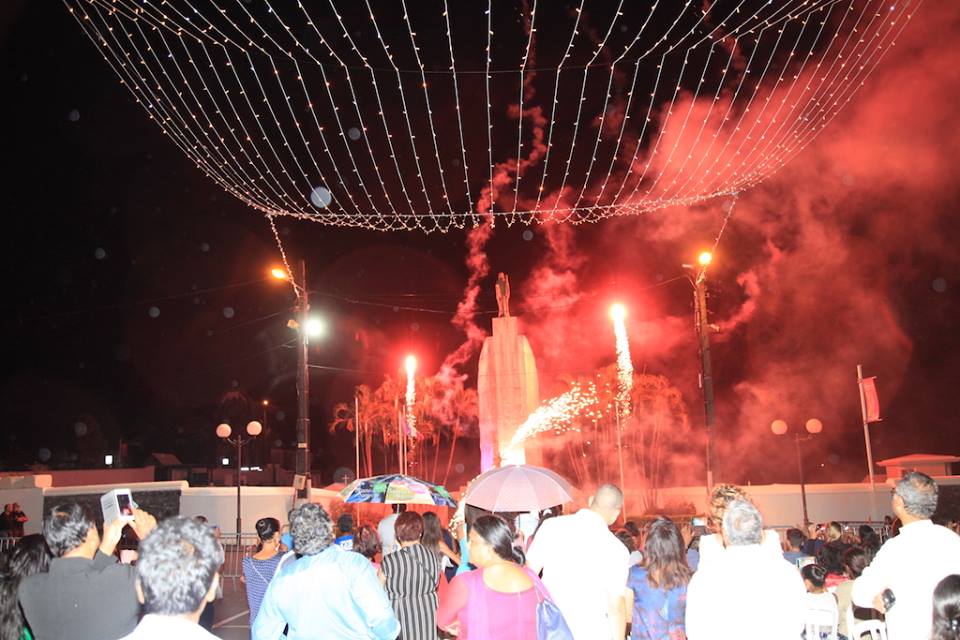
[64,0,919,233]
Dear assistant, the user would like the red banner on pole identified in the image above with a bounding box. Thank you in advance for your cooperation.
[860,376,881,423]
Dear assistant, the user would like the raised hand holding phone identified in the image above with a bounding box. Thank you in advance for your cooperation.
[130,509,157,541]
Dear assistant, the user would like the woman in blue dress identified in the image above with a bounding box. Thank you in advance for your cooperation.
[242,517,284,625]
[627,517,692,640]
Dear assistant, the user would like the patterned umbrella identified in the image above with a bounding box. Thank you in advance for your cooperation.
[339,473,457,508]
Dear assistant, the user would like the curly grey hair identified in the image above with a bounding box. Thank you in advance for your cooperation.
[288,503,334,555]
[895,471,939,518]
[722,499,763,546]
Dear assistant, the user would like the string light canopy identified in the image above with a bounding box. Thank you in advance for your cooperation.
[65,0,919,233]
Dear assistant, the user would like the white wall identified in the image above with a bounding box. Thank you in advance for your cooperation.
[0,480,342,537]
[180,486,339,534]
[653,476,960,526]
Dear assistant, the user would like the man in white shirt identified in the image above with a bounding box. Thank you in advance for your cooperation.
[852,471,960,640]
[120,516,224,639]
[377,504,404,556]
[685,499,806,640]
[527,484,629,640]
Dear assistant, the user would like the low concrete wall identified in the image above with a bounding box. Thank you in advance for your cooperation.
[650,476,960,526]
[0,480,342,538]
[0,467,157,488]
[42,481,188,526]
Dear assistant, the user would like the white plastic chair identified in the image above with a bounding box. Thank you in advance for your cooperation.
[851,619,888,640]
[844,605,856,638]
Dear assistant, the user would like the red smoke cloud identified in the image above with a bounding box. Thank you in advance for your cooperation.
[446,0,546,376]
[511,1,960,484]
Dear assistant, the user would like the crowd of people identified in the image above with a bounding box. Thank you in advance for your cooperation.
[0,503,28,538]
[1,470,959,639]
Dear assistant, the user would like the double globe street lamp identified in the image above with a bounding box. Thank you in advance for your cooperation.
[216,420,262,541]
[771,417,823,529]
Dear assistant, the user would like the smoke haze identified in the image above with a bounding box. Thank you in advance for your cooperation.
[503,1,960,485]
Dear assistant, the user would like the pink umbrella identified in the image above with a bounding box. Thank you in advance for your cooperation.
[463,464,575,512]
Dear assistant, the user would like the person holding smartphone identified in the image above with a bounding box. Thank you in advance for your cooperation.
[17,502,157,640]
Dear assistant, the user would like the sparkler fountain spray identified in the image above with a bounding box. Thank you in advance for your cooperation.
[403,355,417,474]
[610,303,632,514]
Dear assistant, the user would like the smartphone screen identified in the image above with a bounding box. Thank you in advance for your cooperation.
[117,493,134,517]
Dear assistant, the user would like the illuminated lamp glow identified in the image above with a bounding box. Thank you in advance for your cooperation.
[305,317,327,338]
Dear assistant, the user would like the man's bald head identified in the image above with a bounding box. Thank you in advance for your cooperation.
[589,484,624,525]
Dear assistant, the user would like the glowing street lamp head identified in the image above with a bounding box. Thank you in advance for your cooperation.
[405,355,417,378]
[270,267,289,281]
[609,303,627,323]
[698,251,713,267]
[305,317,327,338]
[770,419,788,435]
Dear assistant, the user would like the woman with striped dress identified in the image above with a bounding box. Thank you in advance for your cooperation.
[241,517,283,625]
[382,511,442,640]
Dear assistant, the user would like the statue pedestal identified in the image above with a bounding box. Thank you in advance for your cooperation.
[477,316,540,471]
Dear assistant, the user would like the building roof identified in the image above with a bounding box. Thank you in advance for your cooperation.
[876,453,960,466]
[145,453,183,466]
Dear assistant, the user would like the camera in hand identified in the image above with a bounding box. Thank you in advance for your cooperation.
[881,588,896,611]
[101,488,136,523]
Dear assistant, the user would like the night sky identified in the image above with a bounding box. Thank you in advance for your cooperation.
[1,1,958,488]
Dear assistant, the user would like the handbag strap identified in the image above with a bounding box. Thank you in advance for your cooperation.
[248,556,272,584]
[406,546,442,589]
[524,566,550,604]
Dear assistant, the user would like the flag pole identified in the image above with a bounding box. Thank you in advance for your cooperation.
[857,364,878,521]
[355,394,361,482]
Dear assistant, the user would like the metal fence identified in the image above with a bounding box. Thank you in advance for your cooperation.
[217,532,259,592]
[0,536,20,553]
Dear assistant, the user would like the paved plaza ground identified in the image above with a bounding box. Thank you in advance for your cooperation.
[211,579,251,640]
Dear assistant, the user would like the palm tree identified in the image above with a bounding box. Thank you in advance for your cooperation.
[625,372,690,509]
[330,374,479,485]
[442,385,478,486]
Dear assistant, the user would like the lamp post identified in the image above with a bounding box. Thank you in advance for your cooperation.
[216,420,262,542]
[272,262,326,502]
[771,418,823,529]
[686,251,719,489]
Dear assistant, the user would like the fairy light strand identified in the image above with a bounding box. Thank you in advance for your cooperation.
[62,0,916,232]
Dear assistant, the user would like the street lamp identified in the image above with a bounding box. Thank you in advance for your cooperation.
[772,418,823,529]
[217,420,262,541]
[271,262,313,502]
[685,250,719,488]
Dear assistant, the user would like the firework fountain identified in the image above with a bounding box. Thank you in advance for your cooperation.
[610,303,632,509]
[402,355,418,474]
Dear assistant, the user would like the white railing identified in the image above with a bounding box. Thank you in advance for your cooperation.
[0,536,20,552]
[216,532,260,591]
